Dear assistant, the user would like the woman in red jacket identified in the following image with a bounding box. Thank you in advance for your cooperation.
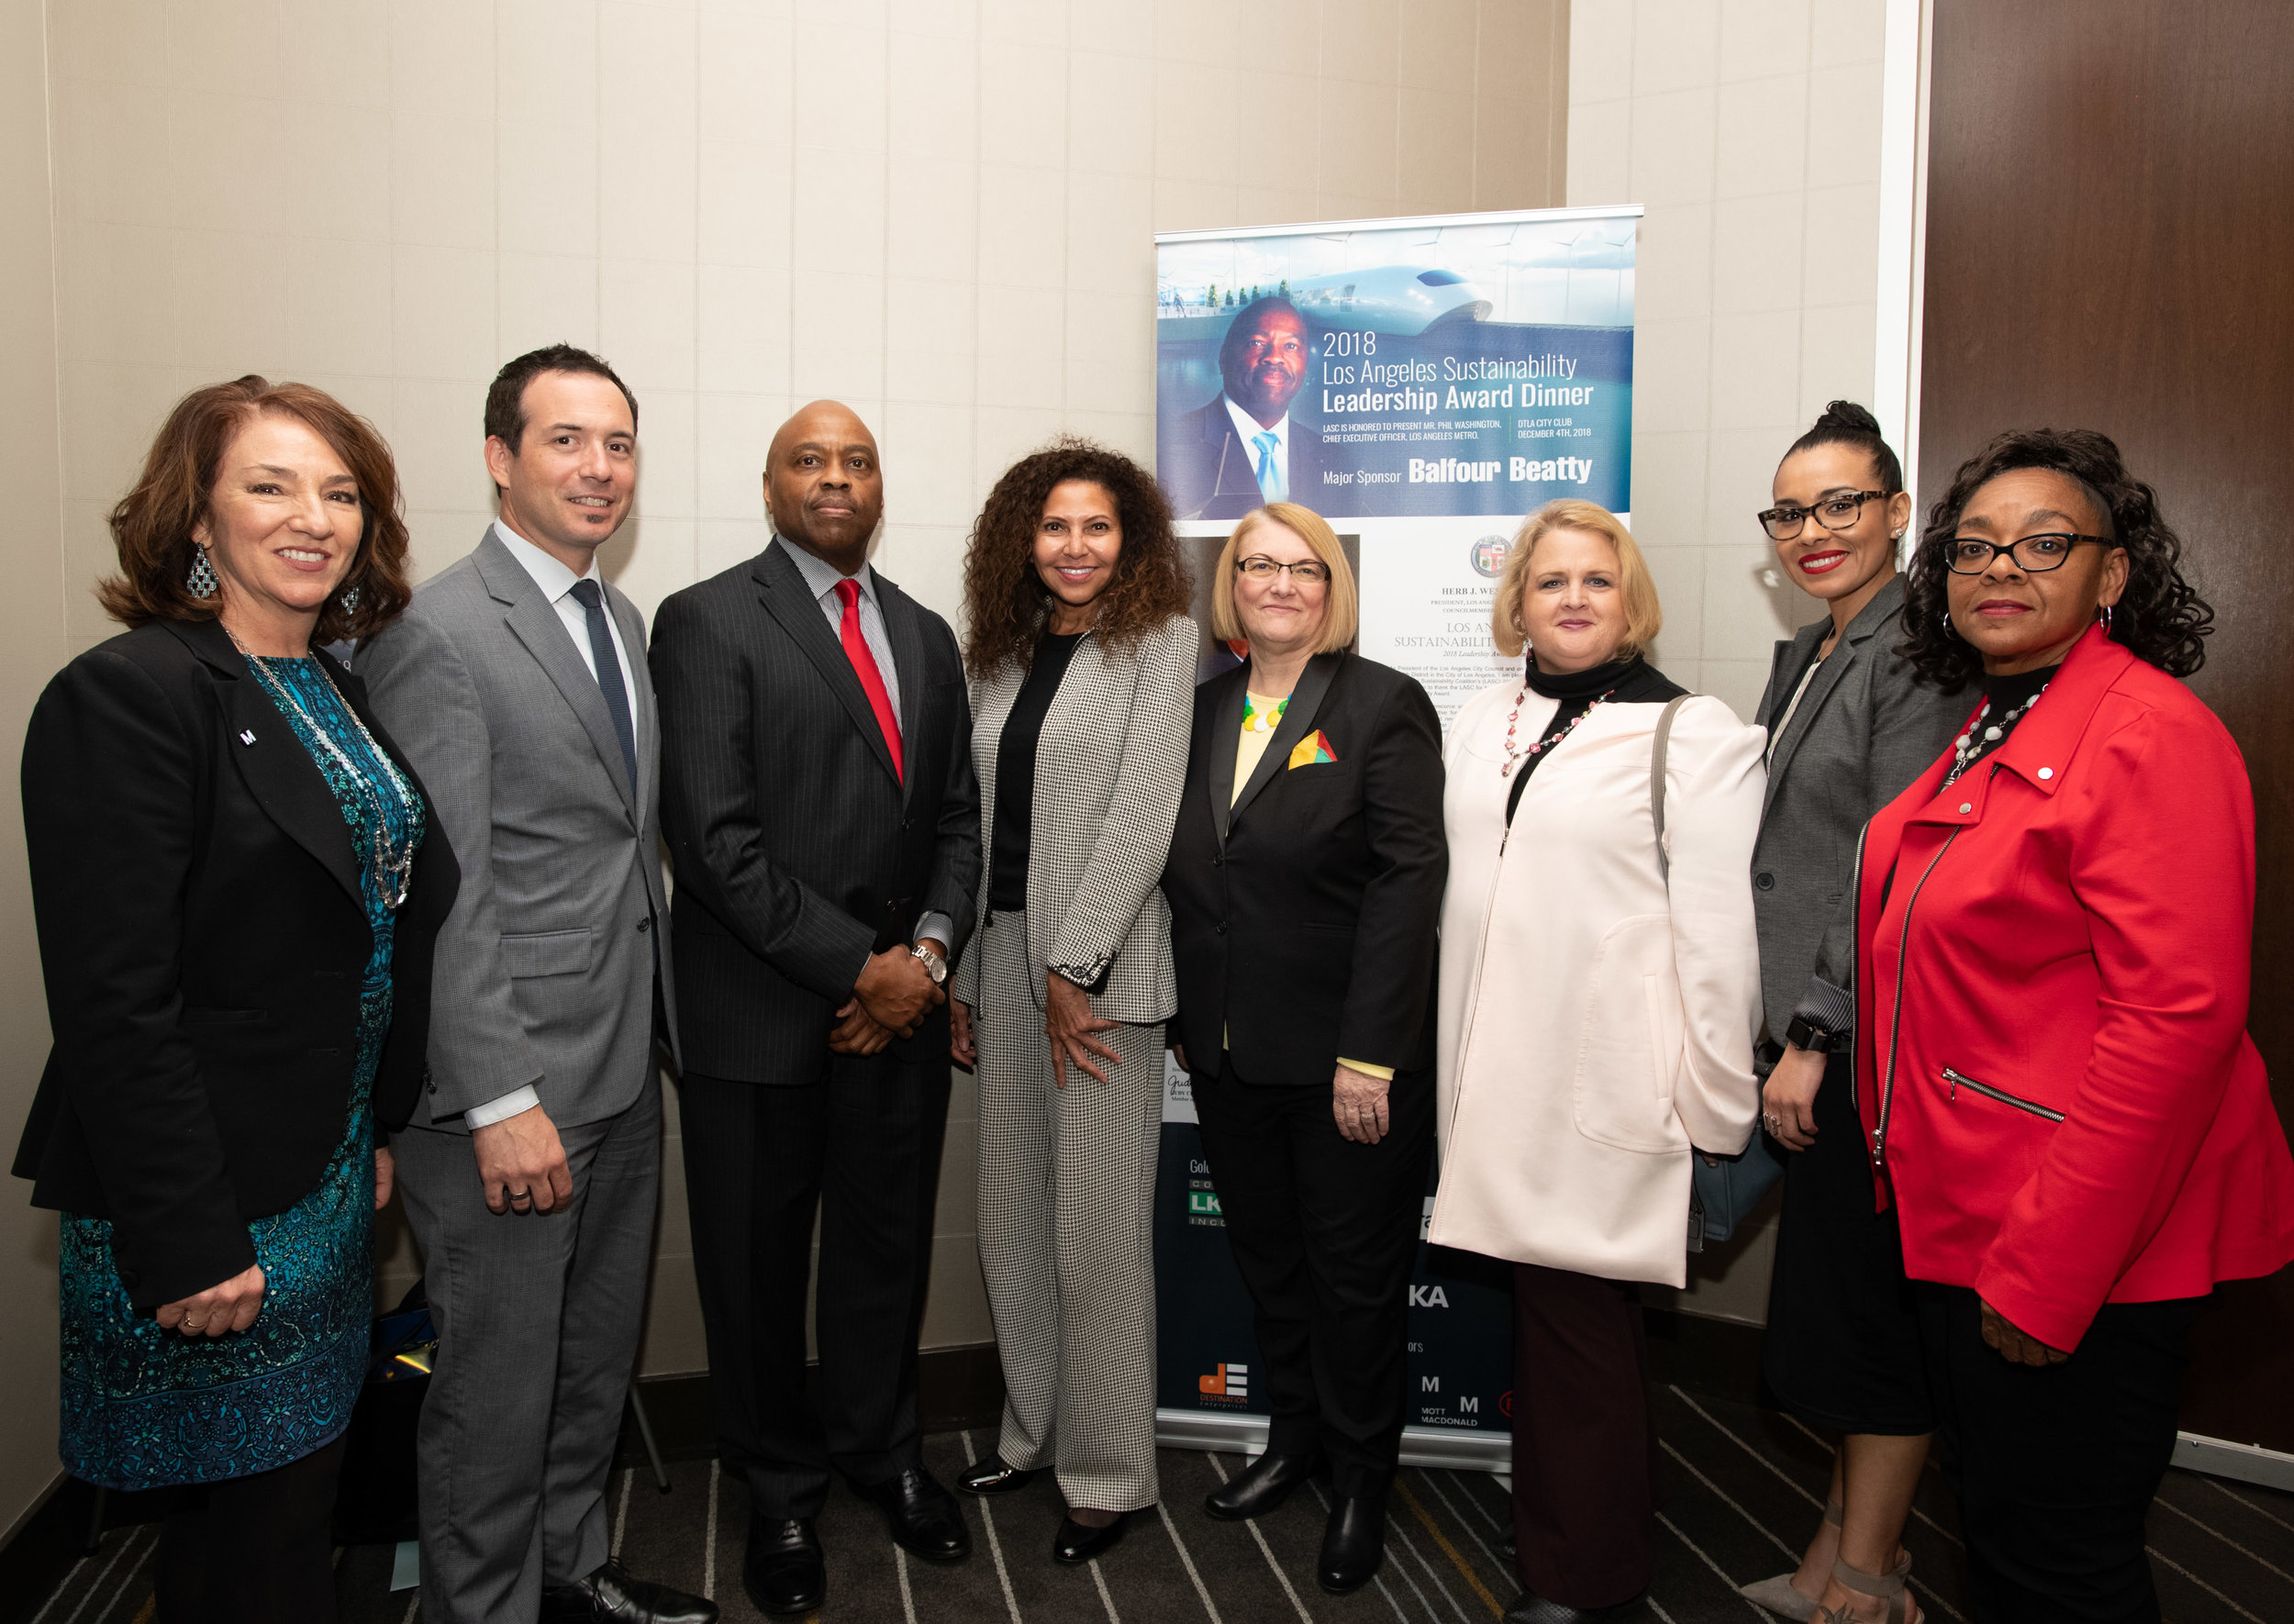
[1855,428,2294,1624]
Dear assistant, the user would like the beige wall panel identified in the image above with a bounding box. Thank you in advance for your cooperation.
[1570,0,1892,1316]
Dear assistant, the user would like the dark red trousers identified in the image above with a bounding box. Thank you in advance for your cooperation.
[1510,1263,1660,1609]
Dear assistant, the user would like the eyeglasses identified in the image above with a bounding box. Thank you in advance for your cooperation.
[1944,533,2110,574]
[1757,491,1888,541]
[1236,555,1331,584]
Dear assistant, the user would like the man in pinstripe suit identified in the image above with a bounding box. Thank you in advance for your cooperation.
[650,401,981,1618]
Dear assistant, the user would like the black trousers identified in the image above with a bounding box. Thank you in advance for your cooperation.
[679,1055,952,1518]
[155,1433,346,1624]
[1510,1265,1660,1609]
[1918,1283,2203,1623]
[1190,1056,1434,1497]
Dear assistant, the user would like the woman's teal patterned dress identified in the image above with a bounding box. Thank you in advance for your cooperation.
[57,655,425,1492]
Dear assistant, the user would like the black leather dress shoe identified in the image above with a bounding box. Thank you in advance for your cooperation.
[540,1557,719,1623]
[857,1466,973,1563]
[958,1454,1037,1496]
[1204,1450,1322,1521]
[1503,1592,1643,1622]
[1319,1493,1387,1595]
[743,1517,825,1618]
[1052,1510,1130,1564]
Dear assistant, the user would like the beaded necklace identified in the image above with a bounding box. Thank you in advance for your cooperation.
[228,628,418,909]
[1242,692,1289,735]
[1941,683,2047,789]
[1500,686,1614,777]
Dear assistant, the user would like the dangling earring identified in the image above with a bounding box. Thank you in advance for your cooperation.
[186,545,219,598]
[1943,609,1958,640]
[2099,603,2114,633]
[338,583,362,614]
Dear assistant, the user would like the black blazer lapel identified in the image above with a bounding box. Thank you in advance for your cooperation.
[1207,667,1248,847]
[1231,652,1340,828]
[753,545,902,793]
[172,620,363,907]
[476,533,639,821]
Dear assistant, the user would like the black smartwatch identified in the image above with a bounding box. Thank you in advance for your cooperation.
[1786,1015,1836,1054]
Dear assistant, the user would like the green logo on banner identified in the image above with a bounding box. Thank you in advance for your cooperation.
[1188,1190,1222,1216]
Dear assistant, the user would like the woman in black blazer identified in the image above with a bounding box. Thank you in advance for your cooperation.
[1161,502,1447,1598]
[15,379,455,1624]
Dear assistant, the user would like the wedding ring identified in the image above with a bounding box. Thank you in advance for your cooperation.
[183,1318,206,1331]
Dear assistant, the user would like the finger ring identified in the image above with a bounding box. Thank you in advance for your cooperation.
[1764,1114,1780,1132]
[183,1318,206,1331]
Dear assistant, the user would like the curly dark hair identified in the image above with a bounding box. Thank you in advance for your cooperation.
[962,438,1192,678]
[1898,428,2213,692]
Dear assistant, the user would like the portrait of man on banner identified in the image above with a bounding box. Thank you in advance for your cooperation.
[1161,295,1321,521]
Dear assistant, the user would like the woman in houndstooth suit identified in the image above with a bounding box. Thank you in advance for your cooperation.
[947,439,1196,1564]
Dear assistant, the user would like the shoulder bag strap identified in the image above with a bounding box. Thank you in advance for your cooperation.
[1650,695,1688,887]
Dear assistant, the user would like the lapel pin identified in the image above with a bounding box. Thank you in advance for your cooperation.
[239,729,257,745]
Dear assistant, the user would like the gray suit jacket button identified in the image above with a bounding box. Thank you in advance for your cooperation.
[1754,872,1776,890]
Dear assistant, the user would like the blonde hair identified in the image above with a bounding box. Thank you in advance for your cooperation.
[1208,502,1359,654]
[1490,499,1663,660]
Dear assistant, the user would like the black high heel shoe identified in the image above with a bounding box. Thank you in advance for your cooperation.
[1052,1509,1130,1564]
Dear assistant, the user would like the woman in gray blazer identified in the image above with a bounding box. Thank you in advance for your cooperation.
[948,439,1196,1563]
[1742,404,1967,1623]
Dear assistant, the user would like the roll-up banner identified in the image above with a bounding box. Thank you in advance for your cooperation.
[1151,206,1639,1469]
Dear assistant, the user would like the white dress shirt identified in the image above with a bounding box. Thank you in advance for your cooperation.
[464,519,644,1130]
[1224,394,1291,503]
[771,535,952,953]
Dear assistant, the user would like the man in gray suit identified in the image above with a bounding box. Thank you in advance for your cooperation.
[360,346,716,1624]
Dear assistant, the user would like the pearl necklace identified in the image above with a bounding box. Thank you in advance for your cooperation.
[1942,683,2047,789]
[1500,687,1612,777]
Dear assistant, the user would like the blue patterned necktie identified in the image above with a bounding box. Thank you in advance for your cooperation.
[1253,430,1286,503]
[567,578,638,794]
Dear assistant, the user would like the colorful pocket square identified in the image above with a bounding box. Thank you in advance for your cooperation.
[1287,730,1337,769]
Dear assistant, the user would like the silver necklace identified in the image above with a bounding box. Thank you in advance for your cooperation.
[1942,683,2047,789]
[228,629,418,909]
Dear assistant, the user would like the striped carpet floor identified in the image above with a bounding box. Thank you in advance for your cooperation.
[32,1388,2294,1622]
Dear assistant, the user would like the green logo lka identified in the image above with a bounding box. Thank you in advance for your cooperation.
[1188,1190,1222,1216]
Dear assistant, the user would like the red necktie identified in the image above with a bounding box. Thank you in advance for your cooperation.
[834,578,903,782]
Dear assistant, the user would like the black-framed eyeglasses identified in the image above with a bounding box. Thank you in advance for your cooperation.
[1944,532,2110,574]
[1236,554,1331,584]
[1757,490,1888,541]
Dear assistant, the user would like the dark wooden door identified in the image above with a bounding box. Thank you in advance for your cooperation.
[1921,0,2294,1452]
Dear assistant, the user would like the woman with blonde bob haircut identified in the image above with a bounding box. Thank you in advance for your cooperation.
[1429,499,1766,1622]
[1163,501,1447,1596]
[1209,502,1360,652]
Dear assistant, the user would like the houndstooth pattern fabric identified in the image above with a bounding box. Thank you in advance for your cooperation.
[973,910,1164,1509]
[952,613,1195,1022]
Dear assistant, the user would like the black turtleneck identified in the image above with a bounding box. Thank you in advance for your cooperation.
[1506,654,1689,824]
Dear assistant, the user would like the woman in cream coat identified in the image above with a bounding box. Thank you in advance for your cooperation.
[1430,499,1765,1624]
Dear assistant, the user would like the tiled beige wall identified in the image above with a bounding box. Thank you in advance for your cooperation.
[25,0,1568,1392]
[1568,0,1890,1326]
[1570,0,1887,727]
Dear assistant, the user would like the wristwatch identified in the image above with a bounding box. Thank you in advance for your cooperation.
[1786,1014,1836,1054]
[910,942,948,985]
